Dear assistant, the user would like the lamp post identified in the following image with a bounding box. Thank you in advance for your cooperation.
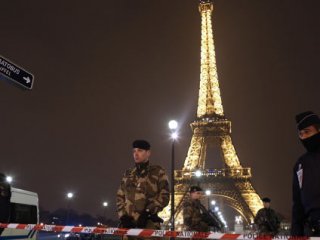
[195,170,202,186]
[102,201,108,224]
[168,120,178,232]
[66,192,74,225]
[211,200,216,211]
[205,190,211,210]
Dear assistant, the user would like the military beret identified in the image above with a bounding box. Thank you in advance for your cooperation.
[262,197,271,203]
[190,185,203,193]
[132,140,151,150]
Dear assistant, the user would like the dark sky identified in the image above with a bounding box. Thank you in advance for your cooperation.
[1,0,320,221]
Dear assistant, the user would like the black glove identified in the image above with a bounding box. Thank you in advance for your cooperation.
[149,214,164,223]
[136,211,150,228]
[184,217,192,226]
[120,215,136,228]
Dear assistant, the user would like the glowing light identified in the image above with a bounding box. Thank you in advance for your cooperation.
[171,132,178,140]
[205,190,211,195]
[168,120,178,130]
[211,200,216,205]
[67,192,73,199]
[6,176,13,183]
[103,201,108,207]
[195,170,202,177]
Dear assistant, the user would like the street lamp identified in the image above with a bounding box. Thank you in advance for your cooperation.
[168,120,178,232]
[168,120,178,130]
[102,201,108,224]
[195,170,202,177]
[66,192,74,225]
[6,176,13,183]
[205,190,211,209]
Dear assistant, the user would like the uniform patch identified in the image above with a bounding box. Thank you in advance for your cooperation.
[296,164,303,189]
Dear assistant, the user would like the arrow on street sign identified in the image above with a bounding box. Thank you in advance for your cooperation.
[0,55,34,90]
[23,76,31,83]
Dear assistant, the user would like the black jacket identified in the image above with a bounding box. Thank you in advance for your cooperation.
[0,181,11,223]
[291,148,320,236]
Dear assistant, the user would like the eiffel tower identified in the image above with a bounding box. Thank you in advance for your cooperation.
[160,0,263,228]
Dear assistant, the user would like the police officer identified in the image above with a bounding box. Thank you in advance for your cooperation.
[254,197,280,236]
[183,186,222,232]
[291,111,320,236]
[116,140,170,230]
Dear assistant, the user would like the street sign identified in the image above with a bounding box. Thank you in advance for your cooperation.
[0,55,34,90]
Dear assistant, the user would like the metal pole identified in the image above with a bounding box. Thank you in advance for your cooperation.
[104,208,107,225]
[66,201,70,225]
[171,139,175,232]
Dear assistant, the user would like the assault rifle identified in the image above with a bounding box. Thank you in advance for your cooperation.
[265,218,279,234]
[199,204,224,232]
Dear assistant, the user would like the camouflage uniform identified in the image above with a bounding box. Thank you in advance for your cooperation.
[116,160,169,229]
[254,208,280,236]
[183,198,210,232]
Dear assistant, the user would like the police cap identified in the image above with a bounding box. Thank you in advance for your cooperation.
[296,111,320,130]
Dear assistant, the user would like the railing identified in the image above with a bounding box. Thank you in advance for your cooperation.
[175,168,252,180]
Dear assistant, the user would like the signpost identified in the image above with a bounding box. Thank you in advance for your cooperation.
[0,55,34,90]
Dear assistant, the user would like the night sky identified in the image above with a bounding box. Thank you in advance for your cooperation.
[1,0,320,221]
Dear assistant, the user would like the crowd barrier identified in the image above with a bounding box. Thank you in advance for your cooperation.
[0,223,313,240]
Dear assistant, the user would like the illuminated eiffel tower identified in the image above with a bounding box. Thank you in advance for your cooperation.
[160,0,263,228]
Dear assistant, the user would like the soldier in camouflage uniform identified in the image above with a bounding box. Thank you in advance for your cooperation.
[254,197,280,236]
[116,140,170,230]
[183,186,222,232]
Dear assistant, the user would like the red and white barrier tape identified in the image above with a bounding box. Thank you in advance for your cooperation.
[0,223,311,239]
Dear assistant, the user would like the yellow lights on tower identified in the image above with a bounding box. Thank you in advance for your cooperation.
[197,1,224,118]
